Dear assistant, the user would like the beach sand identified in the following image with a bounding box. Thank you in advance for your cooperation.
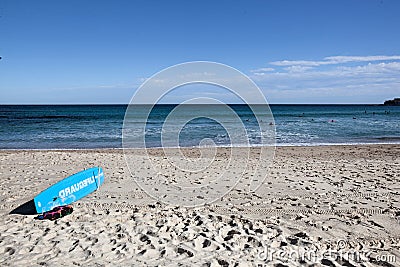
[0,145,399,266]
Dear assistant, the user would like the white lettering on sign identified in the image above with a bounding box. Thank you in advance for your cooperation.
[58,176,96,198]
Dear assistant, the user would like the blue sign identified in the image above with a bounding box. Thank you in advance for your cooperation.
[34,167,104,213]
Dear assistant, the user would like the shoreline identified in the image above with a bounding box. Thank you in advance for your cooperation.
[1,142,400,151]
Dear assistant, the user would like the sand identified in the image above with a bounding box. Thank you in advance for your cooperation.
[0,145,399,266]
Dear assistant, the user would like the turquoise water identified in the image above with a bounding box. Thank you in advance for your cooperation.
[0,105,399,149]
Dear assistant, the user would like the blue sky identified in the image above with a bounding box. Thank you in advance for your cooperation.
[1,0,399,104]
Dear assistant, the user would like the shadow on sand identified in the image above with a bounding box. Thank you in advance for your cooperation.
[9,199,37,215]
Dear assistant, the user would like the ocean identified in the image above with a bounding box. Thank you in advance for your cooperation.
[0,104,399,149]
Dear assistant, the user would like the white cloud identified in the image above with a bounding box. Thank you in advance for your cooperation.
[325,55,400,64]
[284,65,314,73]
[250,55,400,103]
[270,60,324,66]
[340,61,400,70]
[270,55,400,67]
[250,67,275,73]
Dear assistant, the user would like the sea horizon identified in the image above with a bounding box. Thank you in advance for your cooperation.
[1,104,399,149]
[0,103,394,105]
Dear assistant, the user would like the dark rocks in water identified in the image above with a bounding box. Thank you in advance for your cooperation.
[384,98,400,106]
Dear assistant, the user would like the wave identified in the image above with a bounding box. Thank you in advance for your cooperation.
[3,141,399,151]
